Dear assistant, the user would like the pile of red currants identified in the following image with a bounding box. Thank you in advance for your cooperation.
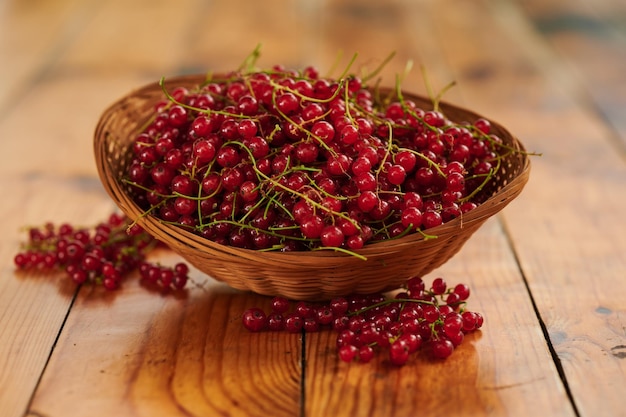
[13,213,189,291]
[124,63,508,254]
[243,275,483,365]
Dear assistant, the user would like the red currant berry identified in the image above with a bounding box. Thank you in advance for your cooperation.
[394,150,417,173]
[389,339,410,366]
[338,344,359,362]
[422,210,443,229]
[311,120,335,143]
[386,164,407,186]
[339,124,359,145]
[431,277,447,295]
[358,345,375,363]
[320,225,344,248]
[316,306,334,326]
[300,215,325,239]
[242,307,267,332]
[454,283,471,300]
[275,92,299,115]
[474,118,491,134]
[284,313,304,333]
[400,207,423,229]
[168,105,188,127]
[430,338,455,359]
[267,313,285,331]
[461,311,479,332]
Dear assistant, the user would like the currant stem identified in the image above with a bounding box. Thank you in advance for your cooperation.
[238,43,263,73]
[361,50,397,84]
[347,297,436,317]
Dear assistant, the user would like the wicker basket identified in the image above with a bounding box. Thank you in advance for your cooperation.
[94,75,530,300]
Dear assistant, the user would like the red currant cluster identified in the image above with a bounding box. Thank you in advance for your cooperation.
[125,62,509,253]
[13,212,189,291]
[242,276,483,365]
[138,260,189,290]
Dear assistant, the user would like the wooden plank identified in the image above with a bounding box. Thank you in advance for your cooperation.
[519,0,626,146]
[23,1,568,416]
[0,0,100,110]
[0,1,200,415]
[299,1,575,415]
[0,73,152,178]
[55,0,201,77]
[3,1,316,416]
[178,0,322,73]
[0,176,117,417]
[27,258,302,417]
[2,0,622,416]
[0,47,124,413]
[176,0,441,91]
[305,219,576,416]
[413,1,626,416]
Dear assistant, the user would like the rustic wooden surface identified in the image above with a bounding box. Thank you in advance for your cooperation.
[1,0,625,416]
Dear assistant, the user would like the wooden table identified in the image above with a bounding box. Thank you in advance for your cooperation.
[1,0,625,416]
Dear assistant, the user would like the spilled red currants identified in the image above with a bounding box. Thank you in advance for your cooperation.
[242,276,483,366]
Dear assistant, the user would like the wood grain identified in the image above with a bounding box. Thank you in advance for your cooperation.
[305,219,575,417]
[0,175,115,417]
[419,1,626,416]
[519,0,626,146]
[29,257,302,417]
[0,0,96,108]
[1,0,625,416]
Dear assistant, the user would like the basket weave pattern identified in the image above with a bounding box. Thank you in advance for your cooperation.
[95,75,530,300]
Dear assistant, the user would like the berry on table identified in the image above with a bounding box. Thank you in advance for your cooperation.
[242,308,268,332]
[14,213,192,293]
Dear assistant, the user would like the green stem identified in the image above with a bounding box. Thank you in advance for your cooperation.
[311,245,367,261]
[459,157,501,202]
[238,43,263,73]
[337,52,359,80]
[361,51,397,84]
[347,297,436,317]
[269,87,337,156]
